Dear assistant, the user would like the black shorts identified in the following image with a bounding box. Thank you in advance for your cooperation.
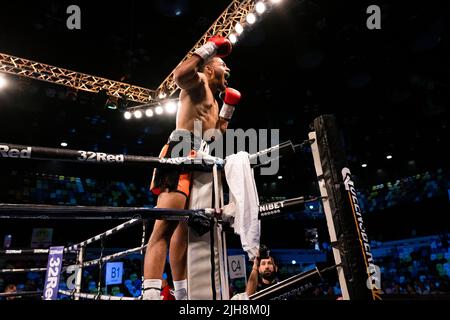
[150,130,204,198]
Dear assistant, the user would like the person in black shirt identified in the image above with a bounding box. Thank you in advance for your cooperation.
[246,246,278,296]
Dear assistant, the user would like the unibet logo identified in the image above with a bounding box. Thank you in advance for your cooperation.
[0,145,31,158]
[259,201,284,212]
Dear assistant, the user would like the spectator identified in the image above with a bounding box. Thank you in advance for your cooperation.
[245,246,279,296]
[3,284,17,300]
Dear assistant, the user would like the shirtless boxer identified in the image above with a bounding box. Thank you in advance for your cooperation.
[143,35,241,300]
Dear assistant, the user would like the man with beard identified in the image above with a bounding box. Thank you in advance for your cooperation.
[246,247,279,296]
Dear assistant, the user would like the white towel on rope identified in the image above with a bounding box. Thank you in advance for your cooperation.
[224,152,260,261]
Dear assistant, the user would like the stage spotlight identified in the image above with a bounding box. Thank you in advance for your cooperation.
[0,74,8,89]
[155,106,164,115]
[256,2,266,14]
[235,22,244,34]
[246,13,256,24]
[165,101,177,114]
[134,110,143,119]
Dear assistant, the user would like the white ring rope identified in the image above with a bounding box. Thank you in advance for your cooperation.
[58,289,140,301]
[0,267,48,273]
[66,218,141,252]
[81,245,147,268]
[0,219,144,274]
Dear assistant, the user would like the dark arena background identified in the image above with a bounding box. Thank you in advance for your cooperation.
[0,0,449,307]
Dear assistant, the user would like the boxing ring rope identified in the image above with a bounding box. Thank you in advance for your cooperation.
[0,139,307,170]
[0,220,146,273]
[0,249,57,255]
[0,139,323,300]
[0,196,320,221]
[58,290,140,301]
[250,264,340,300]
[0,194,321,283]
[0,195,321,301]
[0,290,43,299]
[0,225,147,273]
[81,245,147,268]
[0,143,223,170]
[0,218,143,255]
[56,247,148,300]
[0,204,199,220]
[0,218,146,269]
[0,139,308,172]
[0,267,49,273]
[249,140,312,168]
[62,224,148,300]
[65,219,142,251]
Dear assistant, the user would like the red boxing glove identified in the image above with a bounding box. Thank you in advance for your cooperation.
[208,36,232,58]
[194,35,232,61]
[219,88,241,121]
[223,88,241,105]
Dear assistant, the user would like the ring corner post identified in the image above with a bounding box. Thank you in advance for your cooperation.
[309,114,380,301]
